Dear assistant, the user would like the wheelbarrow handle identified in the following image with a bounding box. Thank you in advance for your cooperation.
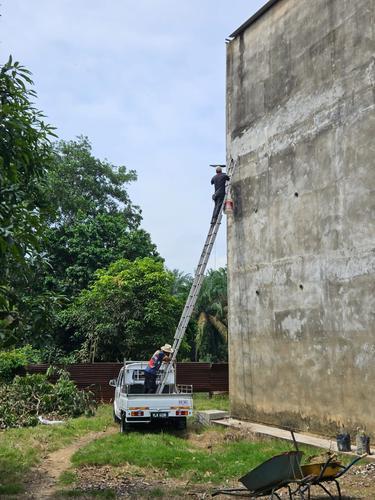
[334,454,367,479]
[316,455,336,482]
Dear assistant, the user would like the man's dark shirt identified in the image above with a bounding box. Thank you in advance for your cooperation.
[211,172,230,198]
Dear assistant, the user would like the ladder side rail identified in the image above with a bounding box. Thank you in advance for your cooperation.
[158,273,210,391]
[171,229,220,356]
[171,262,209,338]
[169,220,219,338]
[170,218,221,348]
[169,241,214,356]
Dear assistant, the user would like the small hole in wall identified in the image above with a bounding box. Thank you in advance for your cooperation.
[294,192,299,198]
[299,284,304,290]
[254,208,258,213]
[255,290,260,296]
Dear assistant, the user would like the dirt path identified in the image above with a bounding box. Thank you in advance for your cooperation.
[25,427,117,499]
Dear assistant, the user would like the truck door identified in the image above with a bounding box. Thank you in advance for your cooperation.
[114,368,124,417]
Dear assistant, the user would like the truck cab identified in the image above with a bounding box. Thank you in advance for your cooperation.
[110,361,193,432]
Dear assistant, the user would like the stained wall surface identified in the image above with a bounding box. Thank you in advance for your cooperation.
[226,0,375,434]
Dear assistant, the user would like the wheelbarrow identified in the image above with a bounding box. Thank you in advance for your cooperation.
[212,450,303,499]
[212,429,366,499]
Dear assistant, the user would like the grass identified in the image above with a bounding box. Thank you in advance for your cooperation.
[57,489,116,498]
[58,470,77,486]
[148,487,165,497]
[0,483,24,495]
[72,431,321,485]
[0,404,114,494]
[193,392,229,412]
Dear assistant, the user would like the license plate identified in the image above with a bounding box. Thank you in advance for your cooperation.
[151,412,168,418]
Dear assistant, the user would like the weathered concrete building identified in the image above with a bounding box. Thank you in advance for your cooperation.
[226,0,374,434]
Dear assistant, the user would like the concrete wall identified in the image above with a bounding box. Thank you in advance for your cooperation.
[226,0,375,434]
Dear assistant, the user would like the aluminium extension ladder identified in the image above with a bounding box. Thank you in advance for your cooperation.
[157,160,236,394]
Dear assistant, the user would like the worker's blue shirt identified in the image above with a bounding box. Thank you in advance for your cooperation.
[144,350,166,375]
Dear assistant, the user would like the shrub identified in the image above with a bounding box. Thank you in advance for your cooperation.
[0,368,96,428]
[0,345,39,383]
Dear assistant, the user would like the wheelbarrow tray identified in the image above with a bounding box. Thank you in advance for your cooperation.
[301,461,342,479]
[239,451,303,493]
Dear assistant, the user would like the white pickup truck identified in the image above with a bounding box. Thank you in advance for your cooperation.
[109,361,193,432]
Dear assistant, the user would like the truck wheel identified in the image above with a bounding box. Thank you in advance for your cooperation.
[120,413,129,433]
[175,417,187,430]
[113,407,120,423]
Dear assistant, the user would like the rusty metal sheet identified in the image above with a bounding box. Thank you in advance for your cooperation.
[27,362,228,402]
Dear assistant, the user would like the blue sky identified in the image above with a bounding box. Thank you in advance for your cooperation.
[1,0,265,273]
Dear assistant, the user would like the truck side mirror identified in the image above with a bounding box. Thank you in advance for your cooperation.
[109,379,117,387]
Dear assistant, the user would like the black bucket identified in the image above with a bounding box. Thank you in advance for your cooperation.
[336,433,351,452]
[356,434,370,455]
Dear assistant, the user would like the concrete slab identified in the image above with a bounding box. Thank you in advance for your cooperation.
[196,410,229,426]
[213,418,375,461]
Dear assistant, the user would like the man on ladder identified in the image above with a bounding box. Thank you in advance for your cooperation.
[157,160,236,394]
[211,165,230,224]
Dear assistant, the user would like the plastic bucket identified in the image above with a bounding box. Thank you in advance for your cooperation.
[356,434,370,455]
[336,433,351,452]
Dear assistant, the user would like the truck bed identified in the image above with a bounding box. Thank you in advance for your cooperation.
[118,392,193,423]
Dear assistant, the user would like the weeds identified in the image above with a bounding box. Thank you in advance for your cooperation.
[72,430,320,484]
[193,393,229,412]
[0,404,114,493]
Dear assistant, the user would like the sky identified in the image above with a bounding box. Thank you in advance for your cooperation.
[1,0,265,274]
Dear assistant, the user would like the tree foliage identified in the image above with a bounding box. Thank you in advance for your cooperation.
[0,56,56,335]
[42,138,159,298]
[45,213,159,296]
[46,137,140,225]
[64,258,181,362]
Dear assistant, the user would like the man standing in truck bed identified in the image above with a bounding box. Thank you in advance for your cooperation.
[211,166,230,223]
[144,344,173,394]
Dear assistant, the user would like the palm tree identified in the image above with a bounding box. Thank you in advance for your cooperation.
[194,267,227,362]
[169,269,192,298]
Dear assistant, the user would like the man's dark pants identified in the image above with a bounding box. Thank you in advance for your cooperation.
[144,371,157,393]
[212,195,225,222]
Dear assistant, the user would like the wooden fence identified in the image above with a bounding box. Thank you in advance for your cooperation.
[27,362,229,402]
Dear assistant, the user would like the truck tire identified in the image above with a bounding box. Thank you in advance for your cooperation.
[175,417,187,430]
[113,407,120,424]
[120,412,129,433]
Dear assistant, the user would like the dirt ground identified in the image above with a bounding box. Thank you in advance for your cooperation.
[20,428,117,500]
[62,460,375,499]
[19,427,375,499]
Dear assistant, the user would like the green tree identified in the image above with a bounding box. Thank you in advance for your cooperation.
[170,269,192,298]
[0,56,56,336]
[64,258,181,362]
[43,138,159,297]
[194,267,228,362]
[46,137,140,225]
[45,213,159,296]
